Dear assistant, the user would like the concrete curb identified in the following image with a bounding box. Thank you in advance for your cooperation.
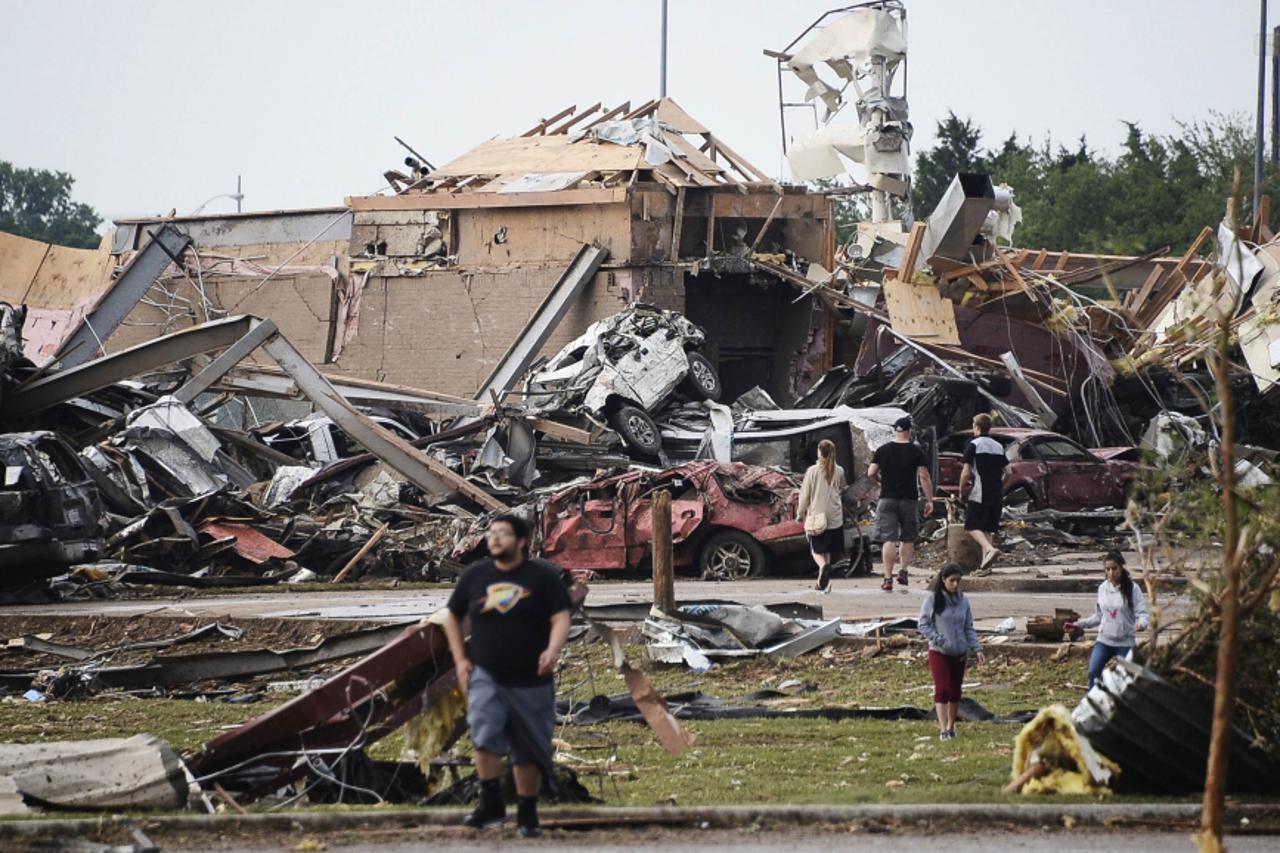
[3,802,1277,840]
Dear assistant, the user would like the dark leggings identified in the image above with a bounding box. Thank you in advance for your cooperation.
[928,649,967,703]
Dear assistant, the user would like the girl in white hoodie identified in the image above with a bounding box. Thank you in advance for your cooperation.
[1065,551,1149,687]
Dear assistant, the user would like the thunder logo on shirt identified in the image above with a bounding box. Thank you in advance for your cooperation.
[479,582,531,614]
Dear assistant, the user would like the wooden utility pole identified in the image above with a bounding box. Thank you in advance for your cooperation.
[652,490,675,612]
[1199,288,1243,852]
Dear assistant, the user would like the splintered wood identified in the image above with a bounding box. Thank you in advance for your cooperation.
[882,277,961,345]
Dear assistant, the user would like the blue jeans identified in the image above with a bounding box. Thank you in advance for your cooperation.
[1088,642,1131,688]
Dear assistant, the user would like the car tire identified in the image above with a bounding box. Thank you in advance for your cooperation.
[610,404,662,458]
[679,351,722,402]
[699,530,767,580]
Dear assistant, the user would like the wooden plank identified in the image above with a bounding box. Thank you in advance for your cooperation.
[881,277,961,346]
[705,193,717,257]
[429,136,644,178]
[670,186,687,261]
[1127,264,1166,314]
[748,195,784,253]
[520,104,576,136]
[583,101,632,130]
[1031,249,1049,270]
[654,98,710,134]
[1054,251,1071,271]
[1136,226,1214,326]
[346,187,629,211]
[530,417,596,444]
[622,99,658,120]
[547,102,601,135]
[897,221,928,277]
[702,134,774,184]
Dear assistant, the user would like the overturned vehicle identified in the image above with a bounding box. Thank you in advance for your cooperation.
[525,305,721,457]
[0,431,103,585]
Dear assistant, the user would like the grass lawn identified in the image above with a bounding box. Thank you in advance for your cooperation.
[0,636,1184,810]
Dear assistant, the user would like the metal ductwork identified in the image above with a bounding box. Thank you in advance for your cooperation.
[918,173,995,267]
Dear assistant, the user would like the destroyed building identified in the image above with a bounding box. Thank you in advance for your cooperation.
[102,99,839,407]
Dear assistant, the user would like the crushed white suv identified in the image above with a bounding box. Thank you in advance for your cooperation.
[526,305,721,457]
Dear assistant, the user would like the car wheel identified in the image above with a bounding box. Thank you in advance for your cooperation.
[699,530,767,580]
[679,351,722,402]
[610,404,662,458]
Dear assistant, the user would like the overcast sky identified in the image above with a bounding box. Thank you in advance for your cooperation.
[0,0,1267,225]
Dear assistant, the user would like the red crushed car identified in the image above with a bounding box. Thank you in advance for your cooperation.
[936,428,1143,512]
[540,461,818,580]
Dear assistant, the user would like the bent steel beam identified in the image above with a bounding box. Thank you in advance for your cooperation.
[473,242,608,403]
[54,224,193,369]
[173,319,280,404]
[7,316,257,417]
[259,335,507,511]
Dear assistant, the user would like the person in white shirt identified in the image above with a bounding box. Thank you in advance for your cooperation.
[1064,550,1149,687]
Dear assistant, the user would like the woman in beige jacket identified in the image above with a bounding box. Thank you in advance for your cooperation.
[797,439,845,593]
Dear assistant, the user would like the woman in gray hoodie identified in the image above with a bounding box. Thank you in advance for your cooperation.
[918,563,985,741]
[1065,551,1149,687]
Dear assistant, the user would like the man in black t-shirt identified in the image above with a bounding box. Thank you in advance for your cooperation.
[443,514,572,838]
[959,413,1008,570]
[867,415,933,592]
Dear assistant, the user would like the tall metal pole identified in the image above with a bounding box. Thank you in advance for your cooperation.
[1255,0,1268,215]
[659,0,668,98]
[1272,24,1279,163]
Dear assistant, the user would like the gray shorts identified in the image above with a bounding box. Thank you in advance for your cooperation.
[467,665,556,767]
[874,498,920,544]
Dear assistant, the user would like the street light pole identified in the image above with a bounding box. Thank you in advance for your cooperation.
[1255,0,1268,216]
[659,0,668,98]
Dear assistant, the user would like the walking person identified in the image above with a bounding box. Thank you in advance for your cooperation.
[958,413,1008,570]
[918,563,985,741]
[1064,551,1149,688]
[867,415,933,592]
[798,438,846,593]
[442,514,572,837]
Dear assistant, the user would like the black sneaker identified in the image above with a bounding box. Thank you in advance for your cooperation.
[896,568,909,586]
[463,794,506,829]
[516,795,540,837]
[880,576,893,592]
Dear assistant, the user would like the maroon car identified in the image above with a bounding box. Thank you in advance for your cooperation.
[538,462,808,579]
[936,428,1142,512]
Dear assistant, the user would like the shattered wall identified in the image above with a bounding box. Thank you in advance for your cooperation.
[0,229,114,362]
[330,266,629,393]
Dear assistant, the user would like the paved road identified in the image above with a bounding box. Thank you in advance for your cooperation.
[191,829,1275,852]
[0,549,1186,630]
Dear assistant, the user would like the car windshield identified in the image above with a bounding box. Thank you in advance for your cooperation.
[1025,438,1096,462]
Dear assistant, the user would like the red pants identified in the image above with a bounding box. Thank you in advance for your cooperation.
[928,649,967,703]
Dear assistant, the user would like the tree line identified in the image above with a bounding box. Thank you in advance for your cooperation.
[911,110,1266,255]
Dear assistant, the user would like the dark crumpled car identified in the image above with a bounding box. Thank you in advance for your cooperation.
[936,428,1143,512]
[0,431,104,585]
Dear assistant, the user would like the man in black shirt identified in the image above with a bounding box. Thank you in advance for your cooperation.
[867,415,933,592]
[958,413,1008,569]
[444,513,572,837]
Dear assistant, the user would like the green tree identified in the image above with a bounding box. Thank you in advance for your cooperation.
[911,111,1276,254]
[912,111,984,215]
[0,162,102,248]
